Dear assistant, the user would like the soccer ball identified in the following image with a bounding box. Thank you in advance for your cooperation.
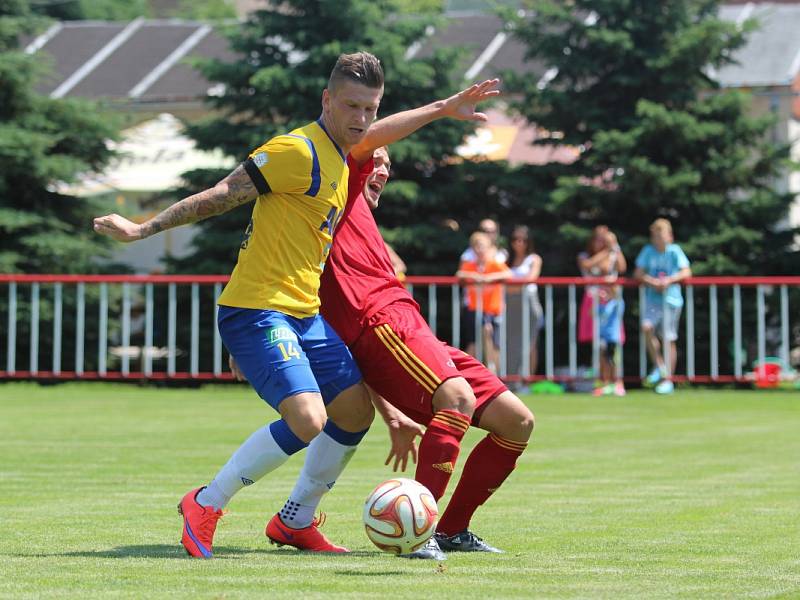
[362,478,438,554]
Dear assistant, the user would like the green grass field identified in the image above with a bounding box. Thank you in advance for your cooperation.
[1,383,798,599]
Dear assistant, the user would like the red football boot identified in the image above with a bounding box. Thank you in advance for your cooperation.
[265,513,349,553]
[177,487,223,558]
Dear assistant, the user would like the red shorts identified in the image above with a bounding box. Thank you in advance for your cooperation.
[350,303,508,426]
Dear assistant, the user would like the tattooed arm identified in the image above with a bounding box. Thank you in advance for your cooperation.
[93,165,258,243]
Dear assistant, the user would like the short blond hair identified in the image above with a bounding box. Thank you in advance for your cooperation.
[649,218,673,235]
[469,231,491,248]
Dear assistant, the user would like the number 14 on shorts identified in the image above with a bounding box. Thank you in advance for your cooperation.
[277,342,301,361]
[267,326,301,362]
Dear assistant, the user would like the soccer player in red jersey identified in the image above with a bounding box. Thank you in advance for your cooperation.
[266,140,534,559]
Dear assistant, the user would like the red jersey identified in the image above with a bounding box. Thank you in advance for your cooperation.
[319,155,419,345]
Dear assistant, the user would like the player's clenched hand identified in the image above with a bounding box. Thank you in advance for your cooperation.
[385,415,425,472]
[440,78,501,122]
[93,214,143,242]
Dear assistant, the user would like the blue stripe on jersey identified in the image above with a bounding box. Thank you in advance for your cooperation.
[316,118,345,161]
[287,134,321,197]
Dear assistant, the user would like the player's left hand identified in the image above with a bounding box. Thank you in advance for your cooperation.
[440,78,501,122]
[385,415,425,472]
[93,213,143,242]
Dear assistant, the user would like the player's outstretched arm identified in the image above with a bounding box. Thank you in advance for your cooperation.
[350,78,501,165]
[93,165,258,242]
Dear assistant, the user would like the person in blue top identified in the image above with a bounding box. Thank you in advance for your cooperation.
[634,218,692,394]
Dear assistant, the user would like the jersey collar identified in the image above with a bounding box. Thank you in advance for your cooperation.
[316,118,346,162]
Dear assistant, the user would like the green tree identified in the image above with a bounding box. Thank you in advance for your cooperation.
[30,0,149,21]
[30,0,236,21]
[502,0,799,373]
[1,1,123,374]
[0,0,118,274]
[503,0,798,277]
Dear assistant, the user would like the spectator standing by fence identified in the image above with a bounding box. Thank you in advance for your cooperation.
[634,218,692,395]
[457,231,510,372]
[577,226,627,396]
[460,218,508,264]
[505,225,543,390]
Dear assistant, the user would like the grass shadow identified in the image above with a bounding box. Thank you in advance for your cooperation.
[18,545,384,560]
[62,544,235,559]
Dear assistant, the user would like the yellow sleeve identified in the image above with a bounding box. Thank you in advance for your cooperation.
[243,134,314,195]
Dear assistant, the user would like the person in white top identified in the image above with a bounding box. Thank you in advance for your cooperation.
[505,225,543,389]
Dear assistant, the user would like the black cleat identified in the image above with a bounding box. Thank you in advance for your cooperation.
[398,536,446,561]
[434,530,503,553]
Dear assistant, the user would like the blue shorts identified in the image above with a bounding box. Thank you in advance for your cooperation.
[598,298,624,345]
[217,306,362,410]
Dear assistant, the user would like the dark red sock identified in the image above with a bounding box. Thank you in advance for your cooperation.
[436,433,527,536]
[415,410,471,501]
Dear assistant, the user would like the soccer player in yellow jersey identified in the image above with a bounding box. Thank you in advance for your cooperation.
[94,52,499,558]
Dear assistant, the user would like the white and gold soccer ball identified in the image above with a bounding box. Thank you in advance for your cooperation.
[362,478,438,554]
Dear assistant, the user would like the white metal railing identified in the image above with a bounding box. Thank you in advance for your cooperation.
[1,274,798,384]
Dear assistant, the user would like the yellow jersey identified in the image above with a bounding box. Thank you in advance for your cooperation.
[217,119,349,317]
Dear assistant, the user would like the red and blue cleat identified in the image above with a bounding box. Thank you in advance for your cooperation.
[265,513,349,553]
[177,487,223,558]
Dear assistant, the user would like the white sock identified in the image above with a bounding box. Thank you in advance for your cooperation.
[197,420,305,510]
[279,423,365,528]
